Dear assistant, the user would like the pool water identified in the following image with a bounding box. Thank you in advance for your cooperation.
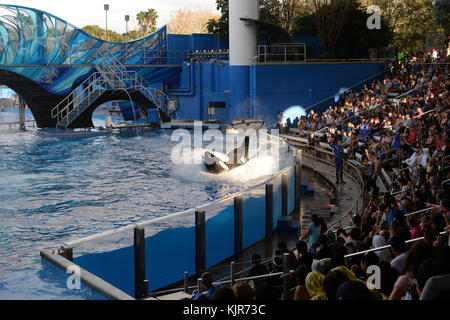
[0,111,295,299]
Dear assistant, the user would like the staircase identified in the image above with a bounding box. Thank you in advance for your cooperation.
[51,48,175,129]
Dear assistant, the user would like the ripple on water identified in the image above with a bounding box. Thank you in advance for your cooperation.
[0,115,294,281]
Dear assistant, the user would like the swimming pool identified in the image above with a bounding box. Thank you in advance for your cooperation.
[0,111,296,299]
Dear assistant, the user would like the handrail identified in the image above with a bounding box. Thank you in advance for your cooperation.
[51,72,102,119]
[442,179,450,188]
[344,231,448,261]
[404,207,433,218]
[51,46,174,126]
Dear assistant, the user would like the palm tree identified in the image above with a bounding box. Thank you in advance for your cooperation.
[136,9,158,35]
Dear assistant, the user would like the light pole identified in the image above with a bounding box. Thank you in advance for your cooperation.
[214,26,220,51]
[104,4,109,41]
[125,15,130,40]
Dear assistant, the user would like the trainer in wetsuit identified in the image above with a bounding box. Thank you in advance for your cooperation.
[330,138,346,184]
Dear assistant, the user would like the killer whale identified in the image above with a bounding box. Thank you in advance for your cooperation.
[203,136,250,174]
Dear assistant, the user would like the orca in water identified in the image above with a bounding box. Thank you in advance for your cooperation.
[203,136,250,174]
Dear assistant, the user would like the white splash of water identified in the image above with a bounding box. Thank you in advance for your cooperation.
[173,147,280,185]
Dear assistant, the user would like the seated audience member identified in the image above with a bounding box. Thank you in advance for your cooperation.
[317,235,333,259]
[378,261,400,299]
[305,271,327,300]
[407,215,423,239]
[192,272,221,300]
[247,254,269,286]
[337,281,371,300]
[232,281,253,301]
[389,236,409,274]
[212,287,236,301]
[373,232,393,262]
[294,240,315,268]
[294,265,312,301]
[254,281,279,301]
[324,270,349,300]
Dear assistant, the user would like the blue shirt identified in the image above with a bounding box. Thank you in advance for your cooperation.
[330,143,344,163]
[387,209,396,229]
[309,223,321,246]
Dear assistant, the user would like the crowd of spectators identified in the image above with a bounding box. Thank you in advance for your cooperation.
[192,49,450,301]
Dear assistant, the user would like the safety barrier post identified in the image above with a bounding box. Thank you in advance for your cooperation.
[184,272,189,293]
[231,262,236,286]
[234,197,243,257]
[134,227,146,299]
[295,150,303,212]
[60,245,73,262]
[195,211,206,276]
[282,173,288,217]
[197,278,202,295]
[282,253,290,300]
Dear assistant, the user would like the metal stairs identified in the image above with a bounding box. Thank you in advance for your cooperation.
[51,48,175,129]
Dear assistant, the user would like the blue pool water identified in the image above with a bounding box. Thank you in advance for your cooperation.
[0,111,294,299]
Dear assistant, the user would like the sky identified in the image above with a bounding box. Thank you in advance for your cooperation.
[2,0,219,33]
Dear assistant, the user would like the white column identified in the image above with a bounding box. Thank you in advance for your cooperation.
[229,0,259,66]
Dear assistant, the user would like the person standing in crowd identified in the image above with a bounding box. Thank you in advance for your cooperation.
[330,137,346,184]
[276,111,284,131]
[366,150,379,191]
[307,215,322,248]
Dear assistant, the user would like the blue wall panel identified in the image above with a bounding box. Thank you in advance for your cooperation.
[170,62,384,125]
[74,246,135,297]
[169,62,230,121]
[205,205,235,269]
[242,195,266,249]
[252,63,385,126]
[146,226,196,292]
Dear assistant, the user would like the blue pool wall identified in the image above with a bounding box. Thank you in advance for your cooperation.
[70,166,296,296]
[167,62,385,125]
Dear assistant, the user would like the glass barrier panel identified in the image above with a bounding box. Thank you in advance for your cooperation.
[203,197,235,269]
[242,185,266,249]
[272,175,282,230]
[141,210,196,292]
[288,166,296,215]
[71,227,135,297]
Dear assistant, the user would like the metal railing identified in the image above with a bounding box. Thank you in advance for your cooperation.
[404,207,433,218]
[148,253,296,300]
[344,231,448,264]
[51,48,175,127]
[303,70,387,112]
[256,44,306,63]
